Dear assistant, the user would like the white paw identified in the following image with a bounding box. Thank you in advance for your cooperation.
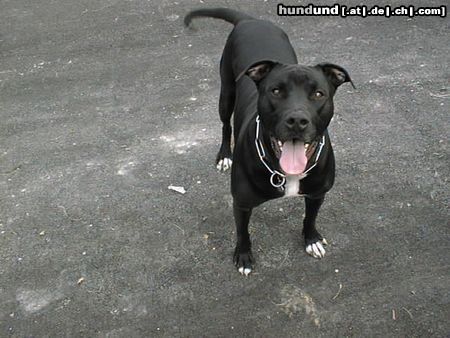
[238,267,252,276]
[306,239,327,259]
[216,158,232,172]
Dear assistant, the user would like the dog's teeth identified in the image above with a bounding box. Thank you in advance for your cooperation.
[305,144,309,150]
[278,140,283,147]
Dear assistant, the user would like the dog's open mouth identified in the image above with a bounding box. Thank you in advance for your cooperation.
[271,137,310,175]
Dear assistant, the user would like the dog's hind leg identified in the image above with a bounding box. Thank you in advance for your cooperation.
[216,45,235,172]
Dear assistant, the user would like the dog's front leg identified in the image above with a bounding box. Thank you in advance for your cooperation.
[233,202,254,275]
[303,196,328,259]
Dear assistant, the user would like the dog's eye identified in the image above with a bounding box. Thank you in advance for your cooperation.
[271,88,281,96]
[312,90,325,99]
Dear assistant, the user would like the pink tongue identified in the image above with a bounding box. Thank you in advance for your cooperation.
[279,140,307,175]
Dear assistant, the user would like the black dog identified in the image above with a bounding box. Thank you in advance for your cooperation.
[185,8,353,275]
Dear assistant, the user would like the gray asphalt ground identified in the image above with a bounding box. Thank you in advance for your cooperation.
[1,0,449,336]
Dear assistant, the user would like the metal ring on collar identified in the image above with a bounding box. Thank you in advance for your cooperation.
[270,171,286,188]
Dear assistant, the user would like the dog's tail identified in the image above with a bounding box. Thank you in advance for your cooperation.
[184,8,254,27]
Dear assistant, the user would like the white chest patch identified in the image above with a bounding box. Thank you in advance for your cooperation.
[284,174,303,197]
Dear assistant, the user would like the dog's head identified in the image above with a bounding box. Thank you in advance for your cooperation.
[245,61,353,175]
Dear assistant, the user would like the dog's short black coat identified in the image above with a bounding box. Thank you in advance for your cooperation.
[185,8,353,275]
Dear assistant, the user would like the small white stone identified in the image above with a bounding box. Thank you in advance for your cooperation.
[168,185,186,194]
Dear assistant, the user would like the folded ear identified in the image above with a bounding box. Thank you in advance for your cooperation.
[236,61,278,83]
[316,63,355,89]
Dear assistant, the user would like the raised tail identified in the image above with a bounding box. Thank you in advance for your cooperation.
[184,7,254,27]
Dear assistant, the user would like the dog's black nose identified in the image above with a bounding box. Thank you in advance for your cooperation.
[285,116,310,131]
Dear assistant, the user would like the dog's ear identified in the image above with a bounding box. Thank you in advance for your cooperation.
[236,61,278,83]
[316,63,355,89]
